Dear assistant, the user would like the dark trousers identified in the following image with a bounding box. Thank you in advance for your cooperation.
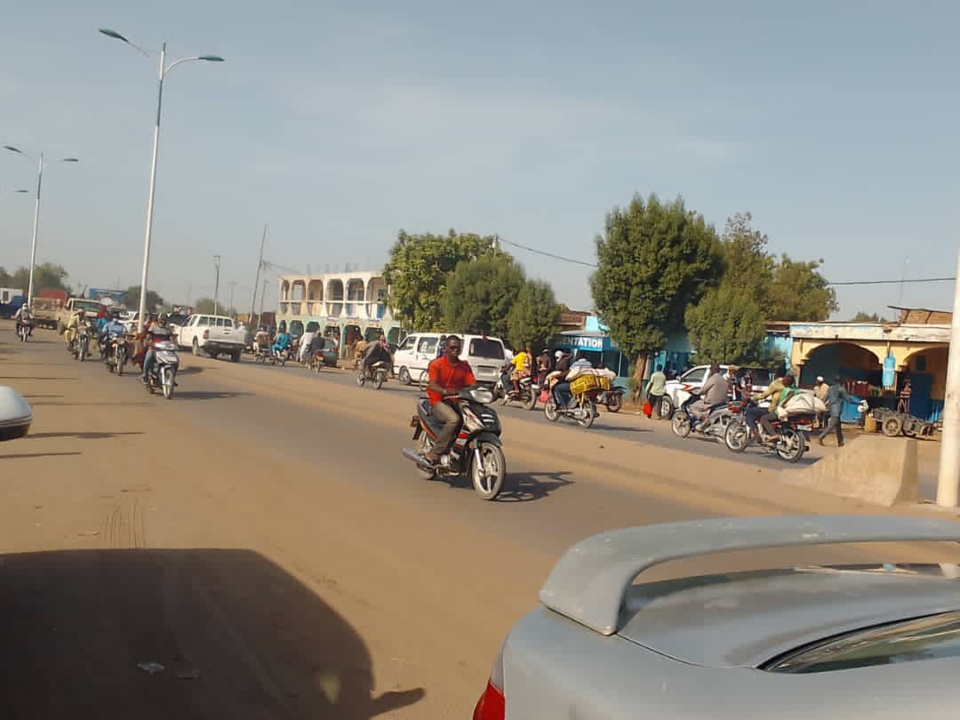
[648,393,664,418]
[746,406,766,433]
[820,415,844,446]
[431,400,461,454]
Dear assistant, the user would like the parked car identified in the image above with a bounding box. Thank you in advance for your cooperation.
[473,515,960,720]
[660,364,773,418]
[311,337,340,368]
[176,313,247,361]
[393,332,506,387]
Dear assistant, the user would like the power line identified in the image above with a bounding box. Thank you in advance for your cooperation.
[495,237,598,268]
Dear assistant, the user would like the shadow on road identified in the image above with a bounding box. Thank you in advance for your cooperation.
[0,376,78,381]
[177,366,204,376]
[0,549,426,719]
[20,394,64,399]
[0,451,83,460]
[175,390,251,401]
[500,470,575,502]
[28,431,144,441]
[30,401,150,407]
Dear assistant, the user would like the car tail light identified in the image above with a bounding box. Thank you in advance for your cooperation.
[203,330,209,340]
[473,642,506,720]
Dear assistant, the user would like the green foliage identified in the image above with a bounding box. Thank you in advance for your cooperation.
[719,212,775,302]
[0,262,71,294]
[507,279,562,351]
[850,311,887,322]
[441,254,525,337]
[124,285,165,313]
[590,193,723,357]
[194,297,216,314]
[767,254,839,321]
[382,230,495,331]
[684,283,767,364]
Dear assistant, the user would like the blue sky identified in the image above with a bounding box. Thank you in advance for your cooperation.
[1,0,957,318]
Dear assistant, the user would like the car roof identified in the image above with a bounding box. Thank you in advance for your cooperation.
[617,565,960,668]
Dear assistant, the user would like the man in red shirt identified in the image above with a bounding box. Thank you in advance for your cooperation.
[425,334,476,462]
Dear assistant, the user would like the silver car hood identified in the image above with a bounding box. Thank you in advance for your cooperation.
[617,566,960,668]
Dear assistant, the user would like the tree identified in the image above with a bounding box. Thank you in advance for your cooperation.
[767,254,839,321]
[124,285,165,313]
[441,254,525,337]
[591,193,723,364]
[382,230,495,331]
[194,297,217,314]
[718,212,775,303]
[684,283,767,364]
[0,263,71,294]
[507,279,562,351]
[850,311,887,323]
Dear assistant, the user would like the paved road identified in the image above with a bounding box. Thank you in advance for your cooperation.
[0,325,949,718]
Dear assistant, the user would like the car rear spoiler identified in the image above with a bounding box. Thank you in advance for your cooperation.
[539,515,960,636]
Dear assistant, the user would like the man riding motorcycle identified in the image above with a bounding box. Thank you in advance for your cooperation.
[271,328,292,358]
[140,316,172,384]
[423,335,475,464]
[13,303,33,338]
[64,308,88,350]
[362,333,392,373]
[99,311,127,361]
[690,363,729,424]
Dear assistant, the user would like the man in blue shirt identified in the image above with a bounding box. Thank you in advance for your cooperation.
[271,330,292,358]
[818,376,851,447]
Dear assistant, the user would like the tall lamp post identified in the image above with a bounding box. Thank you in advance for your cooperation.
[99,28,223,332]
[2,146,78,306]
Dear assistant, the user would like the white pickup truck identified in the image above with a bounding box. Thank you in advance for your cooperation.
[176,314,246,362]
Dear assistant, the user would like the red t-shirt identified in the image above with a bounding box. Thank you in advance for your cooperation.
[427,355,476,406]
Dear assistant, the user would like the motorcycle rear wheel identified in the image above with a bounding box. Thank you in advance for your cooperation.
[776,427,805,463]
[521,391,537,411]
[606,392,623,413]
[576,400,597,429]
[415,435,436,480]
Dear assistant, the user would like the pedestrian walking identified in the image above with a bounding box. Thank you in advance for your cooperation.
[645,364,667,419]
[897,378,912,414]
[813,376,829,429]
[818,376,851,448]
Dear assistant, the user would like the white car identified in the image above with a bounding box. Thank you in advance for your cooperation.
[660,364,773,418]
[393,332,507,387]
[176,313,247,362]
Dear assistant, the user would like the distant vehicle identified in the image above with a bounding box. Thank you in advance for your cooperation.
[660,364,773,419]
[28,297,61,329]
[0,386,32,442]
[55,297,104,334]
[311,337,340,368]
[473,515,960,720]
[393,332,506,387]
[176,313,246,362]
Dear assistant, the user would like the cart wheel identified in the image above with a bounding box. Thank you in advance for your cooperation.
[881,414,904,437]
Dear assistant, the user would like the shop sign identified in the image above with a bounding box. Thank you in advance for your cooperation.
[571,335,606,350]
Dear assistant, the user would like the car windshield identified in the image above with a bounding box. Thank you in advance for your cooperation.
[74,300,103,314]
[765,611,960,674]
[469,338,504,360]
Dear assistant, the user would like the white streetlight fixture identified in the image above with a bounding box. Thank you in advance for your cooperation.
[3,146,78,306]
[100,28,224,332]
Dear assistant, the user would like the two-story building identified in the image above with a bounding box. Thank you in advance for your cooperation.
[275,271,401,358]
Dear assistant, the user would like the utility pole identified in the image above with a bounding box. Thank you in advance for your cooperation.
[228,280,237,317]
[213,254,221,316]
[257,276,268,327]
[937,247,960,507]
[250,224,267,326]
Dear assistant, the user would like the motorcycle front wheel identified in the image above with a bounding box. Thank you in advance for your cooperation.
[776,427,805,463]
[78,340,87,363]
[672,411,691,438]
[724,419,749,453]
[471,443,505,501]
[375,369,386,389]
[117,347,125,376]
[544,396,559,422]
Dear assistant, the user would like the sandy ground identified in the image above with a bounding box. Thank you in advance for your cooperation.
[0,323,956,719]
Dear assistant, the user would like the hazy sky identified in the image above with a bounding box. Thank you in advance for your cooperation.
[1,0,957,318]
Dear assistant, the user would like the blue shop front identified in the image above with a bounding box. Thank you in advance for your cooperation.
[556,330,631,387]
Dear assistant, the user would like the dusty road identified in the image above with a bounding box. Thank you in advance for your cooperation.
[0,324,953,719]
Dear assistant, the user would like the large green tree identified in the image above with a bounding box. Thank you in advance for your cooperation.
[124,285,165,313]
[382,230,495,331]
[0,263,71,294]
[767,254,839,321]
[441,253,525,337]
[591,193,723,361]
[718,212,775,302]
[507,279,562,351]
[684,283,767,364]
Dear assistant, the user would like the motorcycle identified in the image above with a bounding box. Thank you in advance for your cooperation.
[144,339,180,399]
[496,367,539,411]
[309,350,326,373]
[723,402,811,463]
[356,360,391,389]
[104,334,129,375]
[71,325,91,362]
[402,386,506,501]
[597,386,625,413]
[16,320,32,342]
[671,391,735,442]
[543,374,603,429]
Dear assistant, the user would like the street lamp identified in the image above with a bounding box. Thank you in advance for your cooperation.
[100,28,224,332]
[3,146,78,306]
